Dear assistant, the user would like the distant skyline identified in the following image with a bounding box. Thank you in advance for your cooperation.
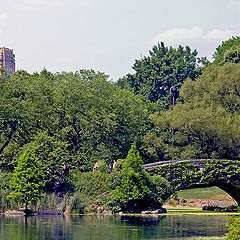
[0,0,239,81]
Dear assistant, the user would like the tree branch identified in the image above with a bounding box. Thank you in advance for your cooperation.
[0,120,18,154]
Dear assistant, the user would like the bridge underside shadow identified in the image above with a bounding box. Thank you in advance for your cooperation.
[145,159,240,206]
[180,182,240,206]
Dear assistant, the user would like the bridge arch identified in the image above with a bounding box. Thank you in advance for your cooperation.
[144,160,240,206]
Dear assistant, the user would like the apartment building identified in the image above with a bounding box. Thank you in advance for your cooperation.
[0,47,15,75]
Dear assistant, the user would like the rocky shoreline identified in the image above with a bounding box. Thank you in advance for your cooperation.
[4,209,63,216]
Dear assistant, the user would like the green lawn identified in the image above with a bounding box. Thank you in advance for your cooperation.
[177,186,233,201]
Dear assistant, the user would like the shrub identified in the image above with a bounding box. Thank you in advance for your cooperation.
[72,171,107,200]
[105,170,122,190]
[114,159,124,171]
[97,160,108,173]
[148,175,171,205]
[226,216,240,240]
[70,192,87,214]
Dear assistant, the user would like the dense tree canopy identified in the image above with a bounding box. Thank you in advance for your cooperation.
[117,42,207,108]
[213,36,240,65]
[0,69,150,189]
[143,63,240,160]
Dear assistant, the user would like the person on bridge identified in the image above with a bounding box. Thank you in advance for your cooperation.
[113,160,116,170]
[62,162,69,175]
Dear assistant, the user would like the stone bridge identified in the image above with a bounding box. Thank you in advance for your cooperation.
[143,159,240,206]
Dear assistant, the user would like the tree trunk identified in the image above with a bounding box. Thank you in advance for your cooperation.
[0,120,18,154]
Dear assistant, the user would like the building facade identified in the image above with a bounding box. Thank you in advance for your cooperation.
[0,47,15,75]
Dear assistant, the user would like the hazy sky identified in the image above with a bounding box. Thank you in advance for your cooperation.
[0,0,239,80]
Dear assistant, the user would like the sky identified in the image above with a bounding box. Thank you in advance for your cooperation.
[0,0,239,81]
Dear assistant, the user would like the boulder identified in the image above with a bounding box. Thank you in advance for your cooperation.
[141,211,152,214]
[97,206,104,213]
[5,210,24,216]
[151,208,167,214]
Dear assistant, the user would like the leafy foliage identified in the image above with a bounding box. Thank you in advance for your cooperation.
[105,170,122,190]
[213,36,240,65]
[25,132,69,190]
[224,46,240,64]
[111,144,150,210]
[7,149,45,209]
[72,171,107,201]
[226,216,240,240]
[0,69,149,176]
[103,144,167,212]
[143,63,240,160]
[117,42,206,107]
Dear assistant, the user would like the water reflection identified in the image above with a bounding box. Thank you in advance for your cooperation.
[121,215,166,226]
[0,214,228,240]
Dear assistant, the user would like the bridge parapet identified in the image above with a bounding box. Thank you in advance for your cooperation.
[143,159,231,169]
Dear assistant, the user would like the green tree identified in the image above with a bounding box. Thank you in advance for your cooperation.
[110,144,151,212]
[0,71,33,161]
[213,36,240,65]
[143,63,240,160]
[224,46,240,64]
[117,42,207,107]
[7,149,45,210]
[0,69,149,173]
[25,132,69,190]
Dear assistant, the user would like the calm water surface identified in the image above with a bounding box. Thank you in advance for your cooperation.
[0,214,229,240]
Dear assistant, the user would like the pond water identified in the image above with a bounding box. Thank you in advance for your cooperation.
[0,214,229,240]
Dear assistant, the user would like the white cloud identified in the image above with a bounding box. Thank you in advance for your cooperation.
[17,0,63,10]
[152,27,239,59]
[153,27,203,45]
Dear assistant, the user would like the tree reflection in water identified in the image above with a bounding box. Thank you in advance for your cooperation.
[121,215,166,226]
[0,214,228,240]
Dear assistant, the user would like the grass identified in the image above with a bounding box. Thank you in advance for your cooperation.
[176,186,234,201]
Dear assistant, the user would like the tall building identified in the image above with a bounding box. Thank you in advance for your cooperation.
[0,47,15,75]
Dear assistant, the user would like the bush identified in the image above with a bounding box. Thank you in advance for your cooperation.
[70,192,88,214]
[226,216,240,240]
[96,160,108,173]
[114,159,124,171]
[7,149,45,210]
[105,170,122,190]
[148,175,171,205]
[72,171,107,200]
